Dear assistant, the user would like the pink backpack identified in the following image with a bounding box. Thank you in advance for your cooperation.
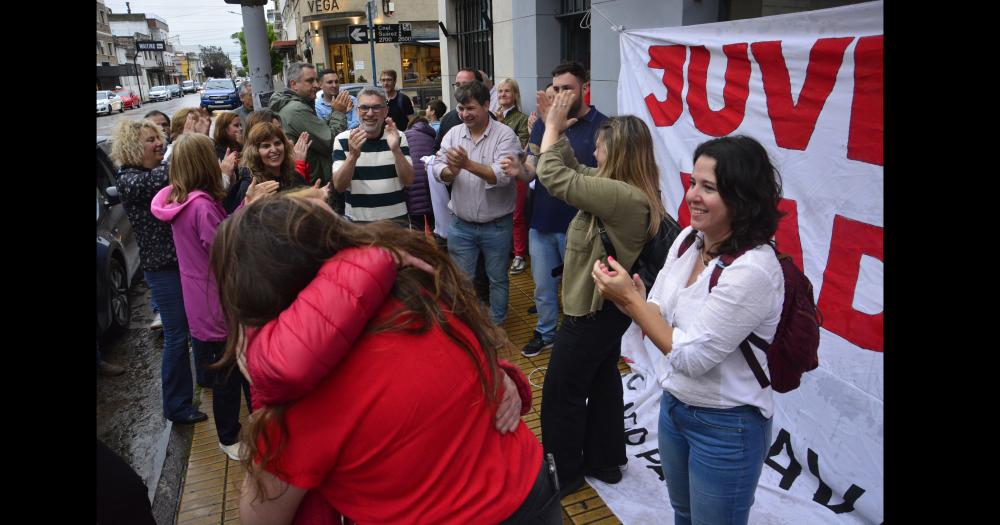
[678,231,821,393]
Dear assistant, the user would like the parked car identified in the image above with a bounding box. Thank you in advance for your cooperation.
[400,83,443,114]
[341,82,370,99]
[113,89,141,110]
[96,137,141,336]
[97,90,124,116]
[168,84,183,98]
[181,80,196,94]
[149,85,170,102]
[200,78,240,111]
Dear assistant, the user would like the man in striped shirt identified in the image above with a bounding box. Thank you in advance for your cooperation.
[332,87,415,223]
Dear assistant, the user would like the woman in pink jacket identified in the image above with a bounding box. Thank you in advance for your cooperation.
[150,133,278,459]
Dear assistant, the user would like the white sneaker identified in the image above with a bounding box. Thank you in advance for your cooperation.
[219,441,242,461]
[149,313,163,330]
[509,256,527,275]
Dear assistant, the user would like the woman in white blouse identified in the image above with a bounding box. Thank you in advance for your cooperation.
[593,135,784,525]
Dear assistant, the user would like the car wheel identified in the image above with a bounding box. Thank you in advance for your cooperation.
[107,258,131,333]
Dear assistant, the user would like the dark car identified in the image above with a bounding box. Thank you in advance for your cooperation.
[401,83,443,114]
[200,78,240,111]
[97,138,141,336]
[167,84,183,98]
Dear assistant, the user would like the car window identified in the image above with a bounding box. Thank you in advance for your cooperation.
[97,91,110,100]
[96,188,104,222]
[204,80,234,90]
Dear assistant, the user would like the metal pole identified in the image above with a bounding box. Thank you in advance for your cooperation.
[367,0,377,86]
[242,4,274,110]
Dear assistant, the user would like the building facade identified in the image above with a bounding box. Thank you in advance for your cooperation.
[282,0,440,87]
[110,13,176,92]
[96,1,122,90]
[436,0,870,116]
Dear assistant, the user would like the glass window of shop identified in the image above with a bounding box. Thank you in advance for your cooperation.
[400,21,441,86]
[325,25,357,83]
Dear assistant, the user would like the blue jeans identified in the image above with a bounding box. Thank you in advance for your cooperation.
[144,270,196,421]
[528,228,566,341]
[191,338,250,446]
[447,214,513,324]
[658,391,772,525]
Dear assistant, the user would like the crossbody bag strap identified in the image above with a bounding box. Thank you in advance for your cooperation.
[595,216,617,259]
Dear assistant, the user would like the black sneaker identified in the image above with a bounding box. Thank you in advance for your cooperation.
[586,465,623,484]
[521,333,553,357]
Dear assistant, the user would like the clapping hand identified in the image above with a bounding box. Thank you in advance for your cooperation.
[527,111,538,130]
[545,90,578,133]
[293,132,312,162]
[445,146,469,174]
[535,91,552,124]
[592,256,645,310]
[384,117,401,152]
[346,128,366,160]
[244,177,280,205]
[220,147,238,176]
[500,154,524,181]
[311,177,332,199]
[332,91,352,113]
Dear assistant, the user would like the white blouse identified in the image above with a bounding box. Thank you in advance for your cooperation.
[621,226,784,418]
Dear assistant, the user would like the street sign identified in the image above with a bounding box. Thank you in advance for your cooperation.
[136,40,165,52]
[348,25,368,44]
[374,24,398,43]
[399,22,413,43]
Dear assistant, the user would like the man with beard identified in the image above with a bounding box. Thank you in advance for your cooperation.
[432,81,522,326]
[332,87,415,223]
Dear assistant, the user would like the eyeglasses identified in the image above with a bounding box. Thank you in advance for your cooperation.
[452,82,463,87]
[357,104,386,113]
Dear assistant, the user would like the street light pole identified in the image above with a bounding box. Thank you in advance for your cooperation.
[241,4,274,110]
[367,0,377,86]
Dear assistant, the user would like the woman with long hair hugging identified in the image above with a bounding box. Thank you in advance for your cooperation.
[211,191,563,525]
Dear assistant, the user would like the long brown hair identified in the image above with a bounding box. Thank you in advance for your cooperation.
[212,111,242,152]
[594,115,666,239]
[209,191,510,498]
[240,122,296,186]
[168,133,227,203]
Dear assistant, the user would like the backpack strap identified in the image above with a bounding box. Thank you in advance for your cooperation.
[706,245,771,390]
[677,230,699,258]
[595,216,617,259]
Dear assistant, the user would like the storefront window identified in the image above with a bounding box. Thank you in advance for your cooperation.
[401,45,440,86]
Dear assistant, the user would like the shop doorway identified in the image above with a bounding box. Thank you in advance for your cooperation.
[327,43,356,83]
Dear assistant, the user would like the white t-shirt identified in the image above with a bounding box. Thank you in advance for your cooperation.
[621,226,784,418]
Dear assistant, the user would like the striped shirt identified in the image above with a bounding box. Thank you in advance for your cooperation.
[332,128,411,222]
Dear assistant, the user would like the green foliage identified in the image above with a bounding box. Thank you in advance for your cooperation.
[231,23,282,76]
[199,45,232,78]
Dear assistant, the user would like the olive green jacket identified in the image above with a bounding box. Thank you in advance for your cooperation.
[268,90,348,185]
[501,108,530,149]
[535,136,652,316]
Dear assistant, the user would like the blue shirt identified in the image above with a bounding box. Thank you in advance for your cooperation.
[528,105,608,233]
[315,94,359,130]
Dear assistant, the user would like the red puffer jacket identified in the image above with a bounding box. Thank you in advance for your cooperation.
[245,245,533,411]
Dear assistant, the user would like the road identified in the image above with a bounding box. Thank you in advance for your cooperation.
[97,281,196,525]
[96,93,204,137]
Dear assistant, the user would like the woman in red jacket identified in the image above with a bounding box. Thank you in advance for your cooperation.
[211,191,562,525]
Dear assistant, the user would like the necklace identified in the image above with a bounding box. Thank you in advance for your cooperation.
[701,248,712,266]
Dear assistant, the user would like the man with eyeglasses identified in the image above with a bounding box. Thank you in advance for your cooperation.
[380,69,414,132]
[269,62,353,203]
[432,81,522,325]
[332,87,415,223]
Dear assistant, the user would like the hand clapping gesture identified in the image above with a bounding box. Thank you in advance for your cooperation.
[293,132,312,162]
[346,128,366,160]
[545,90,578,134]
[332,91,352,113]
[500,154,524,181]
[384,117,401,152]
[220,147,238,176]
[445,146,469,175]
[244,177,280,205]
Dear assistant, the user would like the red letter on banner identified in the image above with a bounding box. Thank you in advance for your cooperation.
[677,172,691,227]
[816,215,883,352]
[686,44,751,137]
[752,37,853,151]
[775,199,804,271]
[848,35,883,166]
[645,45,687,127]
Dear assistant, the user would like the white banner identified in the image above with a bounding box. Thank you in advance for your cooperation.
[598,2,884,523]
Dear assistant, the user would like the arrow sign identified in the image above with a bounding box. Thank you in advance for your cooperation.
[348,25,369,44]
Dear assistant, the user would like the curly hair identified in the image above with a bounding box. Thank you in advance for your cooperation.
[240,122,296,186]
[109,118,166,168]
[692,135,784,257]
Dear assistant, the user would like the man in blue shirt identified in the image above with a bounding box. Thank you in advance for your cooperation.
[517,62,608,358]
[315,69,359,130]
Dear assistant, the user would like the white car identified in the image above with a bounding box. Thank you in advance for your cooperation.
[149,85,171,102]
[97,90,124,116]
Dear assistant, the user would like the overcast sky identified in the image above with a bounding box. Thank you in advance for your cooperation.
[103,0,278,65]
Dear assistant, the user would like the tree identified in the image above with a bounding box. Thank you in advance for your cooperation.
[200,45,233,78]
[231,23,282,76]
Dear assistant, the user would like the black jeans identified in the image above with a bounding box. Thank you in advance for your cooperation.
[192,338,250,446]
[499,453,563,524]
[541,306,632,485]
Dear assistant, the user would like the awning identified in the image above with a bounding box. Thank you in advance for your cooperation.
[272,40,296,49]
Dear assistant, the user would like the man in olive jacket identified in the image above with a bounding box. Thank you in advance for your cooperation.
[269,62,352,198]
